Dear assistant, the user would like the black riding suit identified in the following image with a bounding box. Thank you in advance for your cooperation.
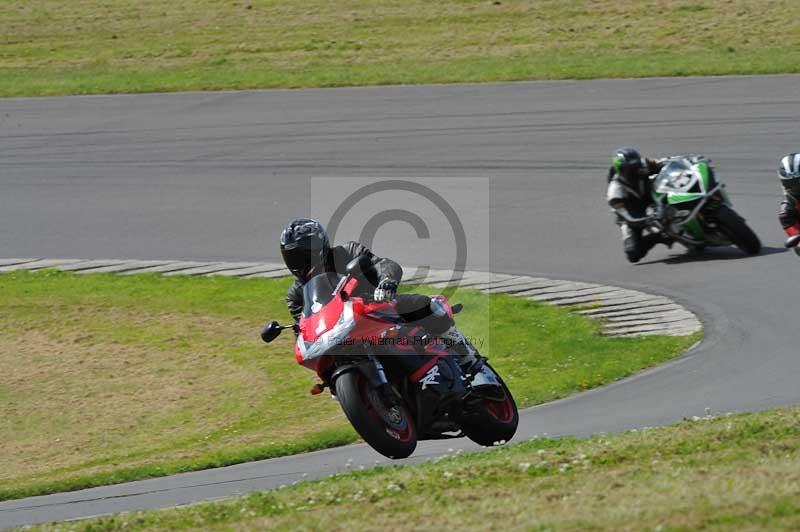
[779,192,800,237]
[285,241,452,333]
[606,158,668,263]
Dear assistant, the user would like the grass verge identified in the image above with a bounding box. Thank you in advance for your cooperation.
[2,0,800,97]
[37,407,800,531]
[0,269,696,500]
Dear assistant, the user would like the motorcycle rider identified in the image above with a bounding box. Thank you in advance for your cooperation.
[778,152,800,255]
[606,147,672,263]
[279,218,481,369]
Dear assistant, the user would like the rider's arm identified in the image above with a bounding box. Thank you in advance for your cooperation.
[645,158,667,175]
[606,180,631,217]
[340,241,403,285]
[779,198,800,236]
[285,281,304,323]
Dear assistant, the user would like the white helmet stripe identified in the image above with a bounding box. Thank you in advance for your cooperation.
[783,156,792,176]
[780,154,800,179]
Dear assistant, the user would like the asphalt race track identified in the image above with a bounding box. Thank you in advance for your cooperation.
[2,75,800,527]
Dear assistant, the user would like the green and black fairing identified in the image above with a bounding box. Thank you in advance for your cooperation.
[650,156,730,246]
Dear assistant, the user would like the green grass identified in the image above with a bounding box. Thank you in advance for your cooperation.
[0,270,696,501]
[39,407,800,531]
[2,0,800,97]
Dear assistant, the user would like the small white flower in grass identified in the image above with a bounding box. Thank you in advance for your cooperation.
[559,464,569,472]
[537,449,546,456]
[443,471,454,479]
[359,465,365,470]
[579,454,587,460]
[518,462,531,470]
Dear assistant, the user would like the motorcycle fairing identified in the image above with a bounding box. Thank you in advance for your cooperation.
[296,299,356,368]
[654,158,709,205]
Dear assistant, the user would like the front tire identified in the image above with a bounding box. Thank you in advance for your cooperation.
[460,366,519,447]
[715,204,761,255]
[334,371,417,459]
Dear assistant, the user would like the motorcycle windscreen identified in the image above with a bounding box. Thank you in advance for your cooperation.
[302,272,344,317]
[655,158,704,199]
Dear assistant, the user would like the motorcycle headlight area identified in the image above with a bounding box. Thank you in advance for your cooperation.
[296,301,357,361]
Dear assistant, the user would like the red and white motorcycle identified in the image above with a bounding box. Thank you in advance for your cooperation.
[261,256,518,458]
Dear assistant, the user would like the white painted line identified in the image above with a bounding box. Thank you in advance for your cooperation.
[77,260,177,274]
[243,269,291,279]
[163,262,259,276]
[0,259,82,272]
[56,260,128,272]
[467,276,535,290]
[602,309,695,323]
[118,261,214,275]
[603,316,700,329]
[527,287,625,302]
[0,258,39,267]
[489,279,568,294]
[206,263,286,277]
[578,302,681,316]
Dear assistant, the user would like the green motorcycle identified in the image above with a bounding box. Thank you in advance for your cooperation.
[639,156,761,255]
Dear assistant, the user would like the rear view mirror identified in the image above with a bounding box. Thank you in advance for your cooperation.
[260,321,283,343]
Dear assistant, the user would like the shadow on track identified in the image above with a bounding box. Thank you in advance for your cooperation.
[637,246,787,265]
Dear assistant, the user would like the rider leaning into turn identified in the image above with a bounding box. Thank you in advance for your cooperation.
[279,218,480,370]
[606,147,672,263]
[777,153,800,255]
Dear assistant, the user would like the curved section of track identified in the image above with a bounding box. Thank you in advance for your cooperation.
[1,75,799,528]
[0,257,702,337]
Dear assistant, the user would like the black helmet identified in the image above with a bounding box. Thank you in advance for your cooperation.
[612,147,645,185]
[280,218,330,282]
[779,153,800,198]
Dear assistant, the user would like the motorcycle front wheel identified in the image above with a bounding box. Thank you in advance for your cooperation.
[334,371,417,459]
[460,365,519,447]
[715,204,761,255]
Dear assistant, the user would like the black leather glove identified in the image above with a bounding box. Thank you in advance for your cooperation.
[373,278,398,302]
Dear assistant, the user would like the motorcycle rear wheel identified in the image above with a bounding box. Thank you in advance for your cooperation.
[460,366,519,447]
[715,204,761,255]
[335,371,417,459]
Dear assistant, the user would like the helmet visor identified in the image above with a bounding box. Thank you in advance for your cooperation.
[281,239,326,282]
